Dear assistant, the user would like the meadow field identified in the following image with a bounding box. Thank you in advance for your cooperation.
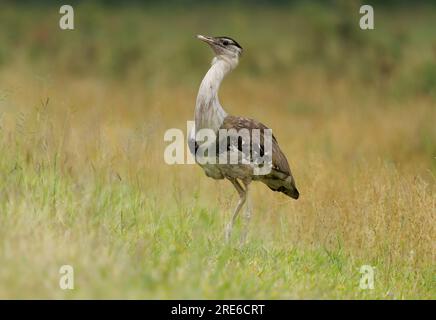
[0,2,434,299]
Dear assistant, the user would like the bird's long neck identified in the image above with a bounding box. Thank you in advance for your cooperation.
[195,58,232,133]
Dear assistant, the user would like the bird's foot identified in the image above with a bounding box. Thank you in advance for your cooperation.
[239,232,248,246]
[225,223,233,243]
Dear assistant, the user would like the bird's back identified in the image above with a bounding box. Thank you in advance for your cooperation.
[219,115,299,199]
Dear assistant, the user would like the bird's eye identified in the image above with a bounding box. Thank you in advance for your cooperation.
[222,40,229,46]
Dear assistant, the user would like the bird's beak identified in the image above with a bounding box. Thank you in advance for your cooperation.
[196,34,216,45]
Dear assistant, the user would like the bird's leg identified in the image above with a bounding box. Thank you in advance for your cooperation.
[240,180,252,245]
[225,178,246,242]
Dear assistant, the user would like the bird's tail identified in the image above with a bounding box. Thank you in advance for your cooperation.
[277,176,299,199]
[265,176,299,199]
[280,186,299,199]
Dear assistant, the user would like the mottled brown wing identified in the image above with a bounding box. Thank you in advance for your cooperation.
[220,115,291,176]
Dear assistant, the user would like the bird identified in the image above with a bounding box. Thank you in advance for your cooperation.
[189,35,299,242]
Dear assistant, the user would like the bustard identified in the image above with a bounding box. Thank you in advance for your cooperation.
[189,35,299,242]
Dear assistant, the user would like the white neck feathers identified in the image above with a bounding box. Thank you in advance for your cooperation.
[195,57,237,133]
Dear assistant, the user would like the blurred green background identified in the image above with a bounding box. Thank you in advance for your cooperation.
[1,0,435,98]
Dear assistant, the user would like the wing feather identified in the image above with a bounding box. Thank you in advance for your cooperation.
[219,115,299,199]
[220,116,291,176]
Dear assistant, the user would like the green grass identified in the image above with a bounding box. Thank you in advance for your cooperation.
[0,149,433,299]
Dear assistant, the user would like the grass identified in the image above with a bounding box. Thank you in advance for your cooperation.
[0,2,435,299]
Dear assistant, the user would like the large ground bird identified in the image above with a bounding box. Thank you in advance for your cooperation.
[189,35,299,242]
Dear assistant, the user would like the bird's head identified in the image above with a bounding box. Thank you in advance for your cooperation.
[196,35,243,68]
